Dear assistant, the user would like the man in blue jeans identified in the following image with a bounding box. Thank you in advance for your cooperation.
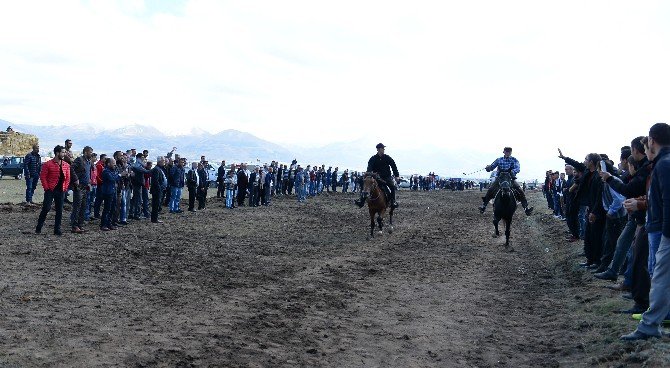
[23,144,41,204]
[621,123,670,341]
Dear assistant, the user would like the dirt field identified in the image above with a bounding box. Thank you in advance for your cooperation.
[1,182,669,367]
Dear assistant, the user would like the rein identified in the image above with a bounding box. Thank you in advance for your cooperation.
[366,182,381,202]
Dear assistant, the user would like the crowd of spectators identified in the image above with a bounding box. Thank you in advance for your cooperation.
[26,140,370,235]
[408,173,477,191]
[545,123,670,341]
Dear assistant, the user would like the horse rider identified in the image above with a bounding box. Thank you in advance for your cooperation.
[478,147,534,216]
[355,143,399,209]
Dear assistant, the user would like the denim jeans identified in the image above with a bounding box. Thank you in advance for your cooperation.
[623,243,634,286]
[119,188,129,221]
[578,205,588,239]
[86,185,97,220]
[170,187,182,212]
[226,189,234,208]
[552,194,562,217]
[607,218,636,274]
[636,235,670,336]
[648,231,663,278]
[25,175,39,202]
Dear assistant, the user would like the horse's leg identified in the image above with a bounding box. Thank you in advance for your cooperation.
[369,209,375,238]
[377,214,383,233]
[388,208,394,234]
[493,217,500,237]
[505,218,512,247]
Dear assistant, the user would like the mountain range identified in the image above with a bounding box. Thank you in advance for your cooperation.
[2,119,539,180]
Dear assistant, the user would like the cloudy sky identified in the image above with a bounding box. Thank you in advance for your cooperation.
[1,1,669,178]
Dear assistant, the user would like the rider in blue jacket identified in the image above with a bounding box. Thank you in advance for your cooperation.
[479,147,533,216]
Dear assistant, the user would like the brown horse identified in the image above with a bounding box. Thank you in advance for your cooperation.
[361,173,395,238]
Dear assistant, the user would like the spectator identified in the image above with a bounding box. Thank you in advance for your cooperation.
[150,156,167,223]
[70,146,93,233]
[169,158,185,213]
[187,162,199,212]
[100,158,120,231]
[621,122,670,340]
[35,145,70,236]
[23,144,41,204]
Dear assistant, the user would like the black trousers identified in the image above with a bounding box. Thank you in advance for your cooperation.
[566,197,580,238]
[151,189,162,222]
[631,225,651,308]
[237,185,247,206]
[37,189,64,233]
[131,184,143,218]
[197,188,207,209]
[188,186,197,210]
[381,176,396,203]
[600,216,627,268]
[217,181,225,197]
[584,214,606,265]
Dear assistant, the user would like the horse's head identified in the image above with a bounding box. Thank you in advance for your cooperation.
[361,172,379,201]
[498,170,513,195]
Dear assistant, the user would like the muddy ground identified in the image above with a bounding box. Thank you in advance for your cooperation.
[1,184,669,367]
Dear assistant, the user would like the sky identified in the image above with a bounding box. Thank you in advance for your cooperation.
[1,0,670,179]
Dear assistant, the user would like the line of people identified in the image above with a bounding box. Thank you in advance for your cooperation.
[552,123,670,341]
[27,140,368,235]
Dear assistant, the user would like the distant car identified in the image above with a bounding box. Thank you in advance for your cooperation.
[204,162,219,187]
[398,175,411,188]
[183,162,220,188]
[0,156,24,179]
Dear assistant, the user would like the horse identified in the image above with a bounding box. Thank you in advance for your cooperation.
[361,173,395,238]
[492,170,517,248]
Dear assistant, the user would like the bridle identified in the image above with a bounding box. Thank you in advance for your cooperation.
[363,175,381,202]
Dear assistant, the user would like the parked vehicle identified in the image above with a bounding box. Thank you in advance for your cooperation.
[0,156,24,179]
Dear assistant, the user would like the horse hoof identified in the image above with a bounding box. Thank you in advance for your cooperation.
[366,235,371,241]
[388,226,393,234]
[493,234,499,238]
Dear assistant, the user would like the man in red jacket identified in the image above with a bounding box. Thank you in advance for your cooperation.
[36,145,71,236]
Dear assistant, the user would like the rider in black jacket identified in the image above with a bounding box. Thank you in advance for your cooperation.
[355,143,399,208]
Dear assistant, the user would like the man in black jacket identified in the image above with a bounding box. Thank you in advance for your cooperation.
[197,162,208,210]
[216,160,226,198]
[559,149,604,267]
[356,143,399,208]
[237,164,249,206]
[150,156,167,223]
[186,162,199,212]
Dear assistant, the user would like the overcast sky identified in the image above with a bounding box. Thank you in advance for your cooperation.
[1,1,669,178]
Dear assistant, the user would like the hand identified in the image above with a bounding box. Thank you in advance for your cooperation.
[558,148,564,159]
[485,165,491,172]
[599,171,611,181]
[588,213,596,224]
[623,198,639,212]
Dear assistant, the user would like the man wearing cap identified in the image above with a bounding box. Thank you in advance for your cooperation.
[479,147,534,216]
[356,143,399,208]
